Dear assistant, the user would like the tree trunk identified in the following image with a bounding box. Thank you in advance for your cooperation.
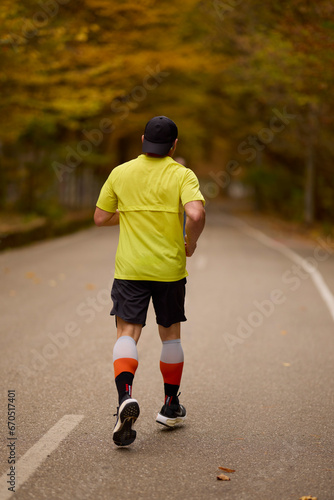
[304,104,318,225]
[304,139,315,225]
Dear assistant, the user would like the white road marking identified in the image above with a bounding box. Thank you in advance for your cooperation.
[228,215,334,322]
[0,414,84,500]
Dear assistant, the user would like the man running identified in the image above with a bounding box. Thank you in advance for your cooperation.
[94,116,205,446]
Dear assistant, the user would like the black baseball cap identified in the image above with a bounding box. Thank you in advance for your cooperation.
[142,116,178,156]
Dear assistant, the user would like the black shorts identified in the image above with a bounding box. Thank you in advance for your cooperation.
[110,278,187,328]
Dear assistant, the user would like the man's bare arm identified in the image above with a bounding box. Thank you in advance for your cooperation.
[94,207,120,226]
[184,200,205,257]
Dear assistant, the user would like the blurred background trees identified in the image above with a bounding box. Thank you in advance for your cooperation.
[0,0,333,227]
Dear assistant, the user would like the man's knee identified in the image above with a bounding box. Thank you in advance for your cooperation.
[116,317,142,342]
[158,322,181,341]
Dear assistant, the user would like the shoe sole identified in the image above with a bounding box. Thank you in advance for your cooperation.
[156,413,186,428]
[113,399,140,446]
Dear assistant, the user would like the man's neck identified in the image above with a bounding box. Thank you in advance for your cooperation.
[145,153,173,158]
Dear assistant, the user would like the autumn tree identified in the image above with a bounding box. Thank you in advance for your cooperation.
[0,0,333,225]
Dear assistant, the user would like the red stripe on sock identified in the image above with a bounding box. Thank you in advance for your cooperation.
[114,358,138,378]
[160,361,184,386]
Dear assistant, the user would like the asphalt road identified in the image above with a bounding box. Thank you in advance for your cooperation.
[0,208,333,500]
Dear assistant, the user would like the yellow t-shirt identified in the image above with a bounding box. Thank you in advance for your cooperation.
[96,154,205,281]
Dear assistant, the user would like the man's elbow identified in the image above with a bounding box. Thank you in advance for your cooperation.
[190,207,206,224]
[94,216,102,227]
[94,210,105,227]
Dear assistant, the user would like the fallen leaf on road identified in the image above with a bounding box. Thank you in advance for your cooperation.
[85,283,96,290]
[25,271,36,280]
[298,496,317,500]
[217,474,230,481]
[283,362,291,367]
[218,467,236,473]
[280,330,288,335]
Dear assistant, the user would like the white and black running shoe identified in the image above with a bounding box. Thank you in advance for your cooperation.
[113,396,140,446]
[156,396,186,428]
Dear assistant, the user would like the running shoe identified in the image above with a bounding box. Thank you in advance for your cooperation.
[113,395,140,446]
[156,395,186,428]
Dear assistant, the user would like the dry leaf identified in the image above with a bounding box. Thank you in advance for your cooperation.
[85,283,96,290]
[298,496,317,500]
[283,362,291,367]
[217,474,230,481]
[25,271,36,279]
[218,467,236,473]
[280,330,288,335]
